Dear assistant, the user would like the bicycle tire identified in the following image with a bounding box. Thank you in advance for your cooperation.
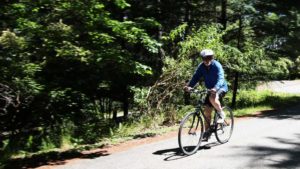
[178,111,204,155]
[215,106,234,143]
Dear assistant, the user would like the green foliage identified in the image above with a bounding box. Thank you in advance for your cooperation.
[235,90,271,108]
[178,24,224,58]
[46,21,73,38]
[106,19,161,53]
[235,90,300,108]
[234,90,300,116]
[0,0,161,157]
[146,24,224,121]
[114,0,131,9]
[131,86,149,108]
[295,56,300,76]
[0,30,26,50]
[176,105,194,119]
[272,57,294,78]
[55,41,92,62]
[15,63,44,94]
[133,62,153,76]
[169,23,188,41]
[40,136,57,151]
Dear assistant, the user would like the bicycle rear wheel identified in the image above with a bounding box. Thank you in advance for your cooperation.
[178,111,204,155]
[215,106,234,143]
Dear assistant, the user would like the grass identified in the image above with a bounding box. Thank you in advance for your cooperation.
[105,117,179,144]
[234,106,273,117]
[233,90,300,117]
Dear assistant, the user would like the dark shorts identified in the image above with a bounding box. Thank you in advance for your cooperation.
[204,89,226,107]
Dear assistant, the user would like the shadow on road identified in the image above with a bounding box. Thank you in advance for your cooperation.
[232,103,300,168]
[256,108,300,120]
[153,147,187,161]
[2,149,109,169]
[238,134,300,169]
[152,142,220,161]
[240,102,300,120]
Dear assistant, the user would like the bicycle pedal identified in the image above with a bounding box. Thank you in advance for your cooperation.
[202,138,209,142]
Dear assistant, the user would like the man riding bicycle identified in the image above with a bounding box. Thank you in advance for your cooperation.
[184,49,228,141]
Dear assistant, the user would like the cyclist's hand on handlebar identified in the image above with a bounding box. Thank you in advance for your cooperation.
[210,88,217,95]
[183,86,193,92]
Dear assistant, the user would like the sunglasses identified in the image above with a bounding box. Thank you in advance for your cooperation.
[202,55,213,61]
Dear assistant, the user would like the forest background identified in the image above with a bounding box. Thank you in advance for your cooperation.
[0,0,300,164]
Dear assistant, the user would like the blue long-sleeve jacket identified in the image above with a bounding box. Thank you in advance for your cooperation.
[188,60,228,92]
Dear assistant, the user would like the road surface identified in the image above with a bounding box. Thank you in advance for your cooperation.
[257,80,300,94]
[55,104,300,169]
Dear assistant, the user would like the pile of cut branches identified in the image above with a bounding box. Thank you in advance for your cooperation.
[146,57,192,119]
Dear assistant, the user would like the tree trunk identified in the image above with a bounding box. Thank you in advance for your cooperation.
[113,108,117,121]
[157,0,163,40]
[185,0,191,25]
[123,94,129,118]
[231,14,242,108]
[220,0,227,30]
[231,72,239,108]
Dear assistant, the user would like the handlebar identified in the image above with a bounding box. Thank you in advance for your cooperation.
[189,88,210,95]
[186,88,228,106]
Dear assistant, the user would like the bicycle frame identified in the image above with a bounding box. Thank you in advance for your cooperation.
[191,89,225,133]
[195,105,218,133]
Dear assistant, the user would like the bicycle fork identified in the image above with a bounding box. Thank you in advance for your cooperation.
[188,114,200,135]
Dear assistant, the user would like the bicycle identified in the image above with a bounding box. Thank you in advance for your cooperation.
[178,89,234,155]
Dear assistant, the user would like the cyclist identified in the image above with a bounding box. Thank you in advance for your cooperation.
[184,49,228,141]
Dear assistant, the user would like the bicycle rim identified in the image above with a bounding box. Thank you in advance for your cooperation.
[178,112,204,155]
[215,106,234,143]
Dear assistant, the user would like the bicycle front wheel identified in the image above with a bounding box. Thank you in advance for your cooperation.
[215,106,234,144]
[178,111,204,155]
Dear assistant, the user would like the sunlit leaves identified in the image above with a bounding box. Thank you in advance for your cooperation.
[55,41,92,63]
[0,30,26,50]
[133,62,153,76]
[169,23,188,41]
[88,32,115,44]
[273,57,294,77]
[17,18,41,31]
[22,63,42,76]
[107,20,161,53]
[47,21,72,37]
[178,24,224,58]
[135,18,161,28]
[114,0,131,9]
[295,56,300,75]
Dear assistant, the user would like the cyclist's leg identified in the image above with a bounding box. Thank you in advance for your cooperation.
[203,95,213,141]
[204,94,214,130]
[204,105,213,130]
[209,90,227,123]
[217,90,226,107]
[208,90,223,112]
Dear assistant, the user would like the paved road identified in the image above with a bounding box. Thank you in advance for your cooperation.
[56,104,300,169]
[257,80,300,94]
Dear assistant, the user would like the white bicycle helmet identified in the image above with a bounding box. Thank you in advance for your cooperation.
[200,49,214,58]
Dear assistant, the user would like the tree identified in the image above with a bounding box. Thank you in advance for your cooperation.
[0,0,161,149]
